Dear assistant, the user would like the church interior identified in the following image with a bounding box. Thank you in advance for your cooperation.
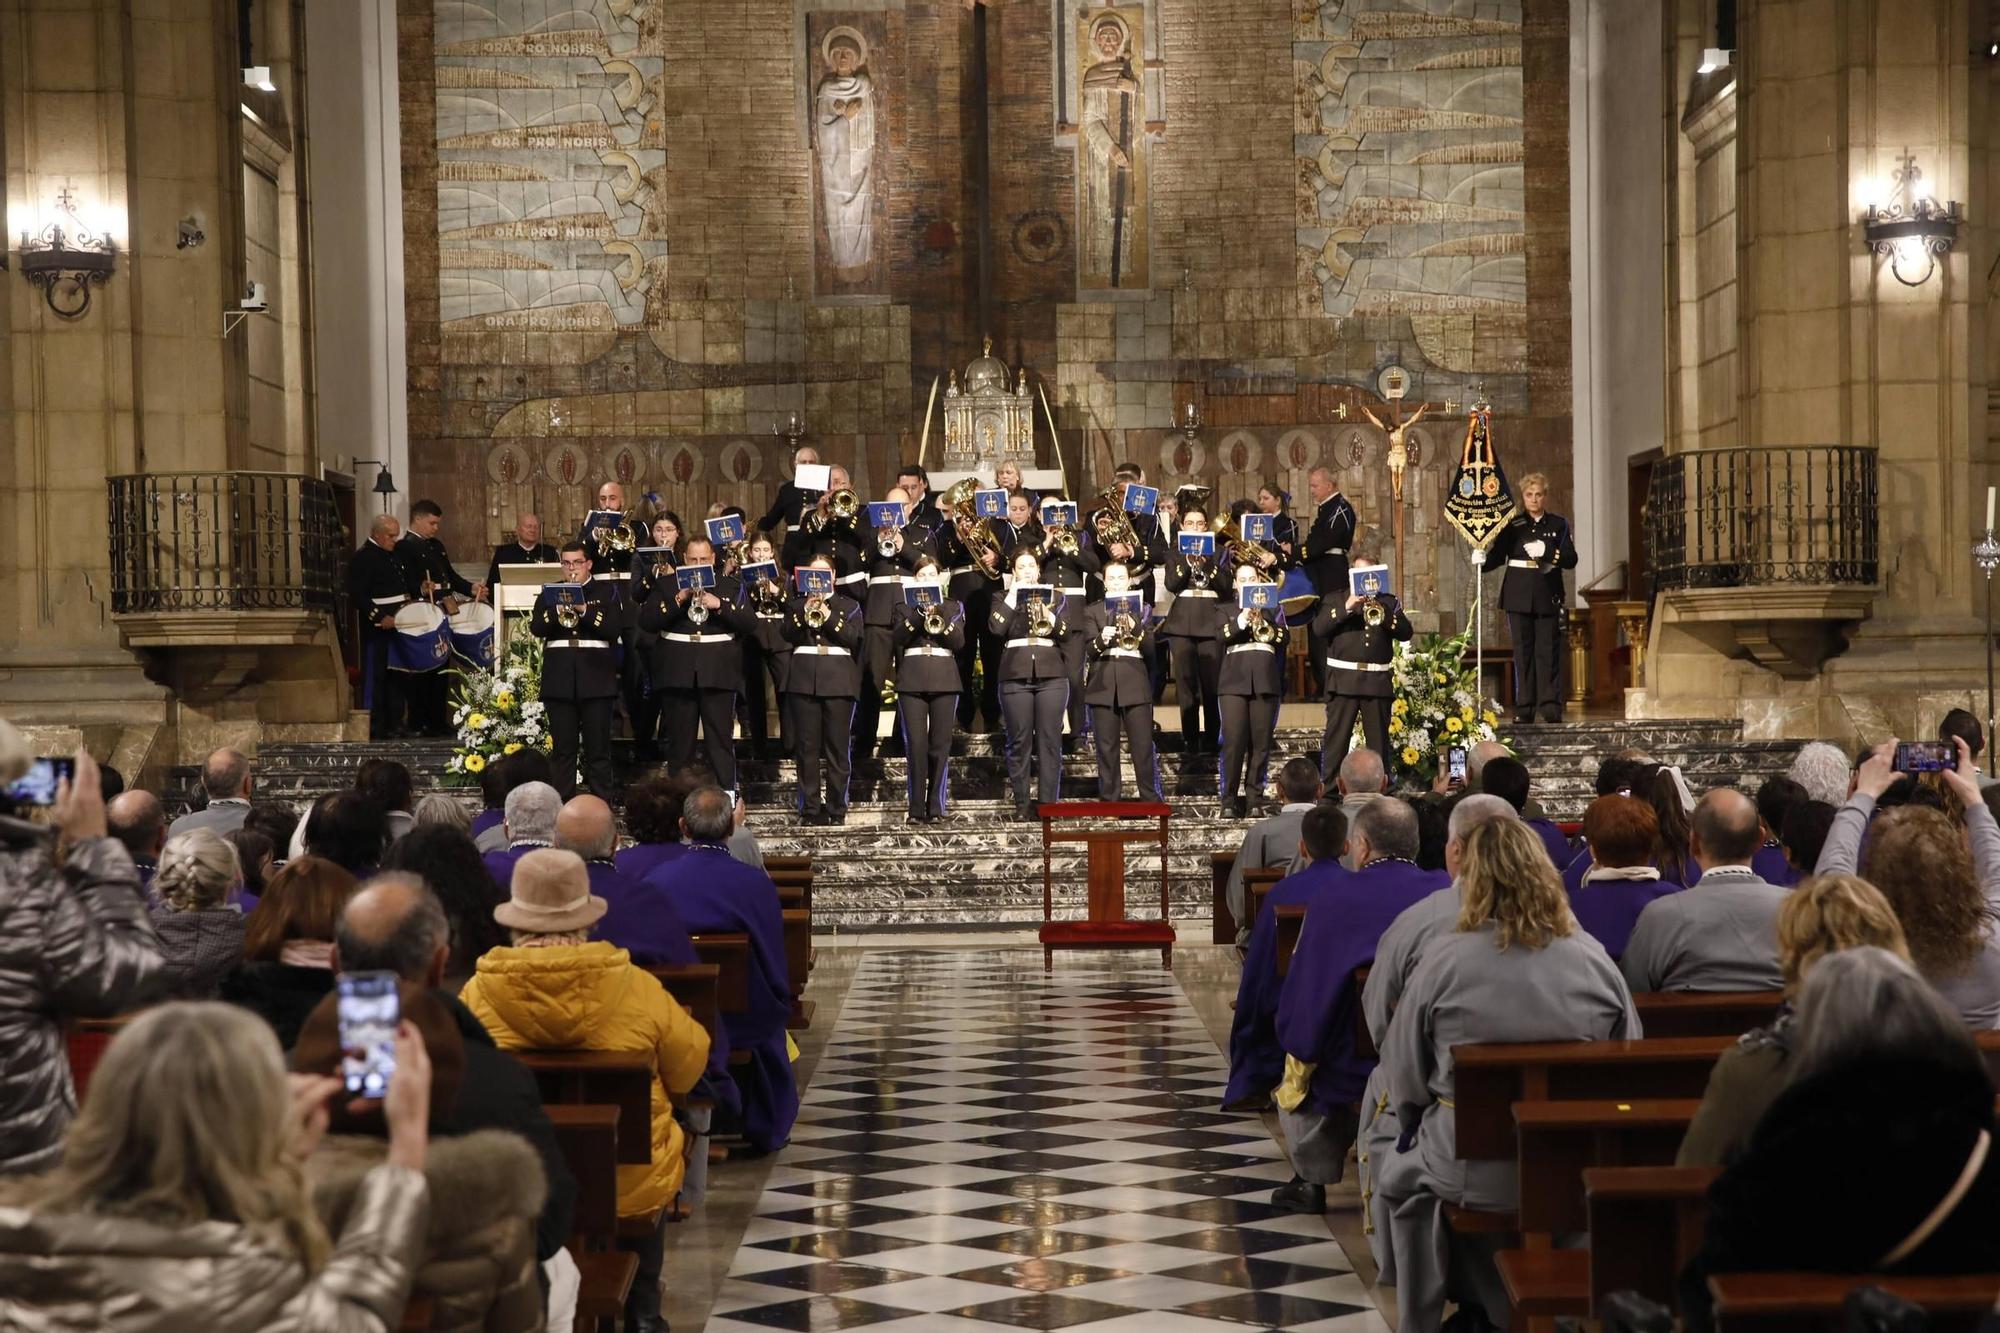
[4,0,2000,1329]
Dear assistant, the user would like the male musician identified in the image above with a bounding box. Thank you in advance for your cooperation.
[485,511,557,589]
[891,557,965,822]
[349,513,413,739]
[990,549,1070,820]
[1038,496,1100,751]
[896,463,937,527]
[1312,541,1413,779]
[1078,561,1160,802]
[1219,564,1287,818]
[933,488,1003,731]
[1110,461,1166,553]
[782,554,864,825]
[397,499,486,736]
[1488,472,1579,724]
[739,535,791,753]
[1162,504,1225,761]
[579,480,650,752]
[804,463,868,591]
[532,543,620,800]
[758,444,824,569]
[1301,465,1358,696]
[856,486,922,760]
[638,536,752,791]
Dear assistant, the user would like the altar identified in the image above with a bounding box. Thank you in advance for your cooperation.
[926,338,1067,494]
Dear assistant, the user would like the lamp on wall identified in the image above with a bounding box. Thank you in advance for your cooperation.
[1863,150,1961,287]
[16,183,117,318]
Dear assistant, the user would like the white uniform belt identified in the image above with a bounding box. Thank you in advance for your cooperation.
[1005,637,1056,649]
[1177,589,1218,598]
[868,574,905,586]
[1327,657,1392,672]
[371,595,406,606]
[547,639,612,649]
[756,611,784,621]
[944,565,974,577]
[1058,586,1088,596]
[903,646,953,658]
[1506,559,1542,570]
[1228,643,1278,655]
[836,571,867,585]
[600,571,632,580]
[794,645,852,657]
[1100,647,1142,659]
[663,632,730,644]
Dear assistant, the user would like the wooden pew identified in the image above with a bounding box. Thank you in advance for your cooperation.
[1244,866,1284,937]
[1453,1037,1735,1160]
[1709,1273,2000,1331]
[782,908,814,1029]
[769,869,813,913]
[644,963,720,1058]
[1634,990,1784,1038]
[543,1104,640,1332]
[66,1015,133,1102]
[1273,903,1307,978]
[1584,1164,1717,1314]
[689,933,753,1019]
[764,855,810,876]
[515,1051,654,1166]
[1211,850,1237,945]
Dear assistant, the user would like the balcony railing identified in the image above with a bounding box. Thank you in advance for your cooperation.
[1647,445,1878,591]
[108,472,342,615]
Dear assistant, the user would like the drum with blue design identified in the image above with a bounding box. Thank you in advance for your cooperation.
[448,600,496,669]
[389,602,451,673]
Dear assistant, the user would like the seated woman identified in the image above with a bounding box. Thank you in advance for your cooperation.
[1678,873,1909,1167]
[1375,817,1639,1333]
[0,1001,433,1330]
[1681,947,2000,1331]
[219,856,359,1048]
[152,828,248,1000]
[1566,794,1679,959]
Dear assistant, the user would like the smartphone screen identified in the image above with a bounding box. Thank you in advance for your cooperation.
[4,757,74,807]
[335,971,399,1098]
[1448,748,1468,783]
[1894,740,1954,774]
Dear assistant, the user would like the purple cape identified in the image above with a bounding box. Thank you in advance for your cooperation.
[1222,859,1349,1109]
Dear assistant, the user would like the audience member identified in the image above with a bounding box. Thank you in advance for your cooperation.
[469,751,557,853]
[1566,795,1676,959]
[643,785,796,1151]
[460,849,710,1333]
[555,795,697,968]
[1225,756,1322,941]
[411,792,471,835]
[152,829,247,1000]
[168,747,254,838]
[1408,792,1449,871]
[1335,749,1386,869]
[106,789,166,895]
[1223,802,1348,1111]
[1634,763,1700,885]
[0,738,164,1176]
[1621,788,1789,993]
[381,824,507,989]
[617,774,690,882]
[1750,775,1807,886]
[356,758,416,843]
[1680,948,2000,1332]
[1787,740,1852,806]
[482,781,559,889]
[0,1002,432,1328]
[726,789,765,870]
[302,792,388,879]
[327,876,574,1268]
[224,827,274,912]
[220,855,358,1047]
[97,763,125,800]
[1779,798,1836,879]
[1463,739,1511,789]
[1475,754,1573,868]
[1817,738,2000,1027]
[288,792,336,862]
[243,799,299,868]
[1593,753,1650,798]
[1272,798,1450,1213]
[1940,707,1997,789]
[1374,818,1639,1331]
[1678,874,1910,1168]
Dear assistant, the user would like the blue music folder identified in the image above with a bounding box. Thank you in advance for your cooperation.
[1238,582,1279,611]
[1124,484,1160,515]
[867,501,904,530]
[974,488,1007,519]
[675,564,716,591]
[1350,564,1391,598]
[1241,513,1276,542]
[540,583,586,610]
[705,514,745,546]
[794,567,835,597]
[904,584,943,609]
[1103,592,1145,622]
[1040,500,1078,527]
[739,561,779,586]
[1178,532,1215,558]
[1015,583,1055,606]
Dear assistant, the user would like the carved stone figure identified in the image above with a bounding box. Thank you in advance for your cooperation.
[814,28,876,271]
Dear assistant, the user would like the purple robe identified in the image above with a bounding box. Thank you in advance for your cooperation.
[1528,817,1576,871]
[1276,857,1451,1113]
[615,841,686,883]
[1568,873,1681,959]
[1564,849,1692,897]
[482,840,551,893]
[1752,840,1800,888]
[1222,859,1349,1109]
[642,843,798,1152]
[585,859,698,967]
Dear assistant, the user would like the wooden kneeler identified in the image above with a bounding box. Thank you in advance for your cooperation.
[1036,801,1177,969]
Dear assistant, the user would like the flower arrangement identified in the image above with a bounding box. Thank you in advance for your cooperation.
[1383,629,1504,786]
[444,634,551,783]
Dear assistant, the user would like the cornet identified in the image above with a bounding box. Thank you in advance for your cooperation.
[554,600,584,630]
[1112,609,1143,652]
[1045,526,1079,559]
[922,604,948,636]
[1027,596,1057,639]
[1362,597,1387,629]
[1248,607,1283,645]
[803,595,831,630]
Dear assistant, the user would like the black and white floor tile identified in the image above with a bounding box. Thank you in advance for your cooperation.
[706,949,1386,1332]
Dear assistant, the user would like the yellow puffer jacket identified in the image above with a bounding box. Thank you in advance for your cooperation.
[460,942,709,1218]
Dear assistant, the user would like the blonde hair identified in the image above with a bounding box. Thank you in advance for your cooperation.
[1518,472,1550,493]
[18,1003,330,1270]
[1777,874,1911,990]
[156,828,242,913]
[412,792,471,834]
[1455,817,1575,950]
[1861,807,1985,977]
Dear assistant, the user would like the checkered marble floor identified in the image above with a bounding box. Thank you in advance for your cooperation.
[706,949,1386,1332]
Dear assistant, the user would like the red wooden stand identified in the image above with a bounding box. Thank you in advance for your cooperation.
[1037,800,1177,970]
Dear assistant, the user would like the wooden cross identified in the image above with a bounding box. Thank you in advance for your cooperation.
[1331,391,1461,600]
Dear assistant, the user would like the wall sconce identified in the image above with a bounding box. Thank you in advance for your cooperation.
[1178,400,1201,440]
[1864,150,1961,287]
[772,410,806,445]
[17,183,117,318]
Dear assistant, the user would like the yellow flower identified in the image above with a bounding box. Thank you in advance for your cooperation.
[1434,672,1449,685]
[1391,698,1409,716]
[1401,747,1420,767]
[468,712,488,729]
[503,742,523,755]
[1461,705,1475,721]
[1483,710,1499,727]
[1446,716,1464,734]
[464,753,486,774]
[1389,718,1404,736]
[494,689,515,710]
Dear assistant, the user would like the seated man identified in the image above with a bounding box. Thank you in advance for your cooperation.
[641,784,799,1152]
[1225,757,1323,944]
[1475,754,1575,870]
[1334,749,1386,869]
[1621,787,1789,993]
[481,781,559,890]
[1271,797,1451,1214]
[554,794,697,968]
[461,849,710,1333]
[1222,801,1348,1112]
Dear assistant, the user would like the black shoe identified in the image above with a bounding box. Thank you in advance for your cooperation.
[1540,708,1563,724]
[1015,803,1034,822]
[802,810,827,826]
[827,811,847,826]
[907,810,925,824]
[1513,711,1534,725]
[1269,1177,1326,1214]
[1232,796,1248,819]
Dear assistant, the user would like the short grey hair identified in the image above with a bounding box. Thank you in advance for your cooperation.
[336,874,450,982]
[1466,740,1511,786]
[1790,946,1979,1083]
[201,747,251,801]
[1788,741,1852,807]
[504,781,561,842]
[682,785,734,843]
[1351,797,1419,863]
[156,828,242,912]
[412,793,471,834]
[1447,793,1518,844]
[1338,749,1387,795]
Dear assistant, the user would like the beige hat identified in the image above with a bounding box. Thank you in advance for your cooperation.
[493,847,606,934]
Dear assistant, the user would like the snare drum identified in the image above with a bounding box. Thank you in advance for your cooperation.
[389,602,451,673]
[448,600,497,669]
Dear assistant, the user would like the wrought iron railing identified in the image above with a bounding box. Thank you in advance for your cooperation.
[108,472,342,614]
[1647,445,1878,591]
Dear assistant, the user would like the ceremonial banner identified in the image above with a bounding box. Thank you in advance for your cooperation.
[1443,403,1517,551]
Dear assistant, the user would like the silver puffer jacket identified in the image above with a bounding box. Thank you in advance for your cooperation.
[0,1160,431,1332]
[0,816,166,1175]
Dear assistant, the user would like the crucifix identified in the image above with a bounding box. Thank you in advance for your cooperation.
[1333,384,1461,599]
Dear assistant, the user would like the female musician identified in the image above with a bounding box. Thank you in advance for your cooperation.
[988,549,1070,820]
[738,535,789,754]
[1038,497,1100,751]
[1162,505,1226,763]
[995,459,1034,508]
[1078,560,1160,803]
[627,511,686,757]
[1486,472,1579,724]
[1257,482,1301,566]
[1217,562,1288,818]
[781,554,863,825]
[891,557,966,823]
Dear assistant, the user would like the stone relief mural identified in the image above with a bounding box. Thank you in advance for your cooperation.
[1076,5,1151,291]
[808,14,889,296]
[1294,1,1526,375]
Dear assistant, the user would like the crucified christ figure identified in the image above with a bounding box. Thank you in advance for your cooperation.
[1360,402,1428,501]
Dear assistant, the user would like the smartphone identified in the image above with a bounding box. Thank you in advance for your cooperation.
[4,757,74,807]
[335,971,399,1098]
[1447,748,1468,784]
[1894,740,1955,774]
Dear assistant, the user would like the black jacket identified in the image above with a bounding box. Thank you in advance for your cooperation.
[638,573,754,691]
[485,540,558,591]
[1310,592,1412,698]
[988,595,1069,682]
[348,541,412,627]
[1301,493,1359,595]
[1219,605,1287,696]
[396,533,472,601]
[891,600,967,693]
[1489,511,1578,616]
[530,579,620,699]
[1162,556,1227,637]
[1079,602,1154,707]
[780,593,863,696]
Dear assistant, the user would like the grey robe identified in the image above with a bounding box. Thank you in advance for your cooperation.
[1617,868,1789,994]
[1376,924,1640,1333]
[1226,803,1313,938]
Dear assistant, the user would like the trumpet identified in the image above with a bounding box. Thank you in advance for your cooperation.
[1112,609,1143,652]
[1248,607,1283,645]
[689,597,710,627]
[1363,597,1387,629]
[803,594,831,629]
[554,600,584,630]
[922,604,948,636]
[1027,595,1057,639]
[878,526,903,558]
[721,538,748,573]
[750,577,785,613]
[1045,526,1079,559]
[807,487,860,532]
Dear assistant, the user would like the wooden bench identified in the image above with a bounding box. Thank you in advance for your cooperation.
[644,963,721,1054]
[543,1104,640,1332]
[782,908,814,1029]
[764,855,811,876]
[769,868,813,913]
[1453,1037,1735,1160]
[1211,849,1237,945]
[66,1015,135,1101]
[689,933,753,1020]
[1708,1273,2000,1331]
[1244,866,1284,931]
[1634,990,1785,1039]
[515,1051,654,1166]
[1273,903,1307,978]
[1585,1164,1717,1314]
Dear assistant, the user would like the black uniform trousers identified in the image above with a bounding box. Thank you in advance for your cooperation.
[857,626,896,758]
[737,638,771,744]
[1321,693,1390,782]
[547,697,615,801]
[1060,635,1089,739]
[661,686,739,790]
[363,629,409,738]
[405,667,451,736]
[791,695,856,818]
[1002,678,1067,804]
[1219,695,1279,802]
[898,692,957,816]
[1167,635,1223,750]
[1509,611,1564,720]
[1092,702,1161,802]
